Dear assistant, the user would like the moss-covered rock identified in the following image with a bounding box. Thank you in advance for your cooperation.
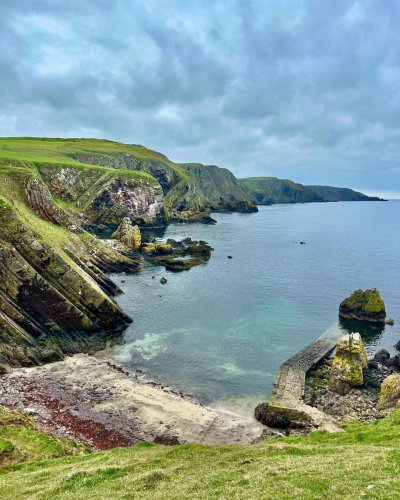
[379,374,400,411]
[111,217,141,250]
[339,288,386,323]
[330,333,368,394]
[141,237,213,272]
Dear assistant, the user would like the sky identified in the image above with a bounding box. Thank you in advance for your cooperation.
[1,0,399,197]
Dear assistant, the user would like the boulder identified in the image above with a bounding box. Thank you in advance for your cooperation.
[330,333,368,394]
[374,349,391,365]
[379,374,400,410]
[339,288,386,323]
[160,277,168,284]
[395,340,400,351]
[111,217,141,250]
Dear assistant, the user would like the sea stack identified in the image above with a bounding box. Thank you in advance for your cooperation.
[339,288,386,323]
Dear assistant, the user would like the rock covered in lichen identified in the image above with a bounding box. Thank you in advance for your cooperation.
[379,374,400,411]
[111,217,141,250]
[330,333,368,394]
[339,288,386,323]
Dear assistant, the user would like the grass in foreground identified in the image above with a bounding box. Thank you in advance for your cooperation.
[1,410,400,499]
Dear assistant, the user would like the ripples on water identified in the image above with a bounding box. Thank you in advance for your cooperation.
[108,201,400,416]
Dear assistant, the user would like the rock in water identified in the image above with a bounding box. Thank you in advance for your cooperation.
[330,333,368,394]
[111,217,141,250]
[339,288,386,323]
[160,277,168,284]
[374,349,391,365]
[379,374,400,411]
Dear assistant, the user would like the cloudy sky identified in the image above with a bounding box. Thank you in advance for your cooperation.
[1,0,399,197]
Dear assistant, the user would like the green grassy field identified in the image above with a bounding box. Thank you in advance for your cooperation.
[1,406,400,499]
[0,137,189,180]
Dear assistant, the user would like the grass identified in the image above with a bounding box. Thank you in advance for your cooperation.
[1,410,400,499]
[0,137,189,183]
[0,407,87,469]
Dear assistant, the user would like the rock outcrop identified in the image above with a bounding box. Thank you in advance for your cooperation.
[379,374,400,411]
[37,164,166,228]
[339,289,386,323]
[111,218,141,250]
[330,333,368,394]
[141,237,213,271]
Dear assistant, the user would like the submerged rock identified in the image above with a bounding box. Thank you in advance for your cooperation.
[111,217,141,250]
[339,288,386,323]
[330,333,368,394]
[379,374,400,411]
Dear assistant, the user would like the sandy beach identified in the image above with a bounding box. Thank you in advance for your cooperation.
[0,354,264,450]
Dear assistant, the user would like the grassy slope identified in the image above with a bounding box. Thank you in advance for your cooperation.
[0,137,185,181]
[1,411,400,499]
[0,408,87,469]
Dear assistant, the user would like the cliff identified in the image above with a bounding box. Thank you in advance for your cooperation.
[0,154,149,371]
[179,163,257,213]
[5,137,257,221]
[241,177,384,204]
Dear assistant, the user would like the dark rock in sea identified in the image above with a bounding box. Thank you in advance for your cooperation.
[387,355,400,369]
[142,238,213,272]
[228,255,233,259]
[395,341,400,351]
[160,277,168,284]
[339,288,386,323]
[367,359,379,370]
[386,318,395,326]
[374,349,391,365]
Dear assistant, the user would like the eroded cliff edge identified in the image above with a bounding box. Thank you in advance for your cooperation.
[0,156,165,371]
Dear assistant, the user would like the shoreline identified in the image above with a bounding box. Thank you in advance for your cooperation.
[0,354,265,450]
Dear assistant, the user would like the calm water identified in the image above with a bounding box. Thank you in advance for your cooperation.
[107,201,400,416]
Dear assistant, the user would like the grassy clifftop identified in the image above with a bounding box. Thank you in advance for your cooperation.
[1,407,400,498]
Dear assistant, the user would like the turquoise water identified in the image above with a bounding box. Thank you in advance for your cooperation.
[109,201,400,416]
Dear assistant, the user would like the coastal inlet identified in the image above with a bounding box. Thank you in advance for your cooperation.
[105,201,400,417]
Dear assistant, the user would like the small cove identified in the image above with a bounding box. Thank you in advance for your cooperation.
[107,201,400,417]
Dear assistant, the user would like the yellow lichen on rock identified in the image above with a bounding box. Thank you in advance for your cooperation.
[111,217,141,250]
[379,374,400,411]
[330,333,368,394]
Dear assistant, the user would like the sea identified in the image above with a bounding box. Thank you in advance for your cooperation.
[106,201,400,416]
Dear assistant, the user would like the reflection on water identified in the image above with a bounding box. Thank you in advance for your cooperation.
[339,317,386,351]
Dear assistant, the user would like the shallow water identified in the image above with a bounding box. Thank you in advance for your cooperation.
[108,201,400,416]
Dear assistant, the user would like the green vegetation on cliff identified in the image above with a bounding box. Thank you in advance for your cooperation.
[0,407,87,467]
[241,176,383,204]
[0,137,257,220]
[1,407,400,499]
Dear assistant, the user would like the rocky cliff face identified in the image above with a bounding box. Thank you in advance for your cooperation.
[179,163,257,213]
[62,144,257,219]
[241,177,384,204]
[37,164,166,227]
[0,193,136,370]
[0,166,142,373]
